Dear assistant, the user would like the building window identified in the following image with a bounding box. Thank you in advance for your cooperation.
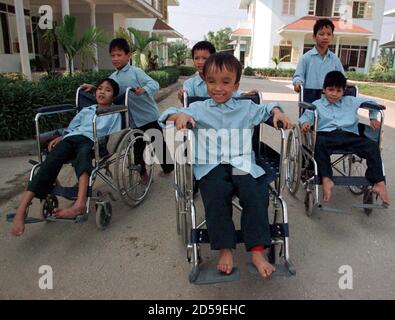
[282,0,296,15]
[0,3,34,54]
[339,45,367,68]
[308,0,316,15]
[279,40,292,62]
[333,0,341,16]
[352,2,366,18]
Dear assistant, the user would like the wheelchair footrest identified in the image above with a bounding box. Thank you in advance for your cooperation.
[190,264,241,285]
[6,213,45,224]
[318,205,351,214]
[352,203,389,210]
[247,262,295,277]
[45,213,88,224]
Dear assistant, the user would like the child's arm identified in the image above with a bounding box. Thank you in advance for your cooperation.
[106,113,122,136]
[354,97,380,129]
[250,102,292,129]
[167,113,196,130]
[292,57,305,92]
[80,83,96,92]
[298,109,315,132]
[158,106,199,130]
[48,136,63,151]
[134,68,160,97]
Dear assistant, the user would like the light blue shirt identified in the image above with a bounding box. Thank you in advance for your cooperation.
[110,64,160,128]
[298,96,379,135]
[63,105,122,141]
[293,47,345,89]
[183,73,243,97]
[159,98,282,180]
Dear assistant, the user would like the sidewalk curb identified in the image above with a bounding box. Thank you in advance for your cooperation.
[0,81,182,159]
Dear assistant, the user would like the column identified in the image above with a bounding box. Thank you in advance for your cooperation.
[14,0,31,80]
[335,36,340,57]
[364,37,373,73]
[90,2,99,71]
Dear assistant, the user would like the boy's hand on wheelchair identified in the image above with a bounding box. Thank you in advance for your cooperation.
[273,109,292,130]
[370,119,381,131]
[48,136,63,151]
[293,83,301,93]
[134,87,145,96]
[80,83,95,92]
[175,113,196,130]
[301,122,311,133]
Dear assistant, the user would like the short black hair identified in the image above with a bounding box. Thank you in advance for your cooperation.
[203,53,242,83]
[191,41,216,58]
[323,71,347,89]
[109,38,131,54]
[96,78,120,97]
[313,18,335,36]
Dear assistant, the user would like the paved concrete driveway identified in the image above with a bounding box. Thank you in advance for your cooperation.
[0,78,394,299]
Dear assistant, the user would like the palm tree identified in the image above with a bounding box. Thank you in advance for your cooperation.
[54,15,108,75]
[272,55,291,70]
[127,27,160,69]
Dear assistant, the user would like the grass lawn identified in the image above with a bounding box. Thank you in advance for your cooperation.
[357,83,395,102]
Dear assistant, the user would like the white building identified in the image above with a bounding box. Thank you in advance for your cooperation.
[232,0,386,73]
[379,8,395,69]
[0,0,181,79]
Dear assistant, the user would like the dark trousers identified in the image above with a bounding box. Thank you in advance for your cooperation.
[315,130,384,184]
[134,120,174,174]
[198,164,271,251]
[28,135,93,199]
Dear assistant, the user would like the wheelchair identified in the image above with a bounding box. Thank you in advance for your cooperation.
[174,92,296,285]
[285,86,387,216]
[7,87,154,229]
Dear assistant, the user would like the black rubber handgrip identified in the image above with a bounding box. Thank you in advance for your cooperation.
[186,122,194,130]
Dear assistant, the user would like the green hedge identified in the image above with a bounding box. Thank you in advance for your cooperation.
[346,70,395,83]
[148,67,181,88]
[176,66,197,76]
[242,67,295,78]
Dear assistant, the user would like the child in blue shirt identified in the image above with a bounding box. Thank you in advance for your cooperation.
[160,53,292,279]
[299,71,389,205]
[82,38,174,179]
[293,18,345,102]
[11,79,122,237]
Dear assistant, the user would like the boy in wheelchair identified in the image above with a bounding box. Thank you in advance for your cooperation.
[160,53,292,278]
[299,71,390,205]
[11,79,122,237]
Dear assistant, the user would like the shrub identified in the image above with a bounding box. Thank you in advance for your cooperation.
[176,66,196,76]
[346,71,367,81]
[149,67,181,88]
[243,67,255,76]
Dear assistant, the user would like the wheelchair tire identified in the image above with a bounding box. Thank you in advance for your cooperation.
[304,191,314,217]
[363,189,373,216]
[95,202,112,229]
[286,126,302,195]
[41,195,58,220]
[345,155,367,195]
[114,129,154,207]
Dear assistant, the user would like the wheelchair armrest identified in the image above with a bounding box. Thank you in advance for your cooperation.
[96,105,128,116]
[360,102,386,111]
[264,116,284,129]
[299,102,316,111]
[35,104,76,114]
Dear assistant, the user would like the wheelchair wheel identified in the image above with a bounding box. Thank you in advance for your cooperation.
[363,189,373,216]
[344,155,367,195]
[95,202,112,229]
[304,191,315,217]
[41,195,58,220]
[115,129,154,207]
[286,126,302,195]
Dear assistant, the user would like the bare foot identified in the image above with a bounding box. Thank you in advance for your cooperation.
[251,250,276,279]
[372,181,390,205]
[217,249,234,274]
[53,204,86,219]
[11,209,26,237]
[322,177,335,203]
